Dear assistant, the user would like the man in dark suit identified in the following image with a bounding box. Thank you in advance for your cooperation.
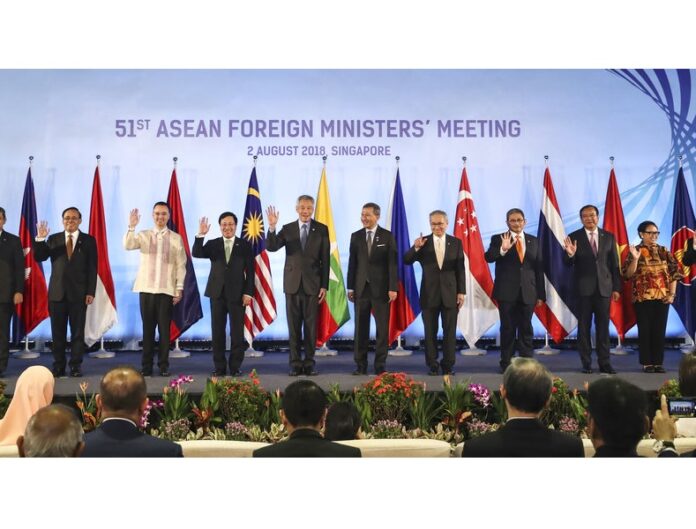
[0,207,24,377]
[485,208,546,373]
[563,204,621,374]
[82,365,183,457]
[266,195,329,376]
[34,207,97,378]
[462,358,583,457]
[193,212,255,376]
[253,380,361,457]
[404,210,465,375]
[347,202,398,375]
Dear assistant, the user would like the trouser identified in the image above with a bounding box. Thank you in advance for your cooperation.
[210,295,246,373]
[49,297,87,371]
[140,293,173,371]
[353,283,390,372]
[634,300,669,366]
[576,293,611,369]
[286,287,318,370]
[422,305,458,371]
[498,294,535,368]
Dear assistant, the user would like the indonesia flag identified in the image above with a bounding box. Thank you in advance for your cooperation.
[241,166,277,343]
[534,167,578,342]
[84,163,118,346]
[454,165,498,347]
[167,167,203,341]
[386,169,421,343]
[13,165,49,338]
[314,165,350,346]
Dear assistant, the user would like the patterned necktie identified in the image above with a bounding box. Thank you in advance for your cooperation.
[224,238,232,264]
[515,236,524,263]
[436,237,444,269]
[301,223,308,250]
[66,234,74,260]
[590,231,598,256]
[366,230,373,256]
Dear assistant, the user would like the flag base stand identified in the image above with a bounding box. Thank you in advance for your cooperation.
[681,335,695,353]
[89,337,116,359]
[169,339,191,358]
[535,333,560,355]
[388,336,413,356]
[460,347,487,356]
[13,336,40,359]
[244,342,264,358]
[315,343,337,357]
[610,337,632,356]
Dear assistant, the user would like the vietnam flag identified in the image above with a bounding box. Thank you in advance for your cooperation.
[602,166,636,339]
[314,165,350,346]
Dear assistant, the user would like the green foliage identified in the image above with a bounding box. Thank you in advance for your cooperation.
[355,372,423,426]
[0,380,8,420]
[539,378,588,430]
[191,378,222,432]
[657,379,681,398]
[217,371,269,426]
[409,390,442,431]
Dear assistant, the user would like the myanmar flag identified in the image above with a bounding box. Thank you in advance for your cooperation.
[315,165,350,346]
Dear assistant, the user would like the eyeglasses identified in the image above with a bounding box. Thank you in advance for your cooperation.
[63,216,80,221]
[642,231,660,236]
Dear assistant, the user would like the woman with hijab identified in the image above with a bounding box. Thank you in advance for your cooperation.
[623,221,680,373]
[0,365,54,445]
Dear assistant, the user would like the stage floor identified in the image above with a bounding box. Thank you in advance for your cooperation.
[1,346,686,397]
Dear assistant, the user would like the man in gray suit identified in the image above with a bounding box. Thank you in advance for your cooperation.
[266,195,329,376]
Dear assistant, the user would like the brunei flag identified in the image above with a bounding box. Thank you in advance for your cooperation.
[314,165,350,346]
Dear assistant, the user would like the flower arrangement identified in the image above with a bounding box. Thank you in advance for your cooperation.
[466,418,499,438]
[75,381,99,432]
[371,419,405,439]
[191,377,222,433]
[224,421,250,441]
[539,377,588,432]
[355,372,424,425]
[217,370,269,426]
[440,377,501,435]
[657,379,681,398]
[155,375,194,436]
[160,418,192,441]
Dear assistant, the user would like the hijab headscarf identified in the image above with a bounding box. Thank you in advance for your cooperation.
[0,366,54,445]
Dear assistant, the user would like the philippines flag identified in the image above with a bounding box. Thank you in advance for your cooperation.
[670,166,696,338]
[13,166,49,339]
[533,167,578,342]
[84,164,118,346]
[167,168,203,341]
[241,166,277,343]
[386,169,421,344]
[454,165,498,347]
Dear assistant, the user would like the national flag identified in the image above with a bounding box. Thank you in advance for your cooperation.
[534,167,578,342]
[386,169,421,344]
[166,168,203,341]
[84,164,118,346]
[241,167,277,343]
[12,166,49,339]
[602,167,636,339]
[314,166,350,346]
[670,166,696,338]
[454,166,498,347]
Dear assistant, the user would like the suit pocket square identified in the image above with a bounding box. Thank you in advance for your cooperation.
[376,244,386,247]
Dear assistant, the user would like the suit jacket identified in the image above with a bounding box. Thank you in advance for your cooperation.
[266,220,330,295]
[192,236,254,301]
[252,428,361,457]
[0,230,24,303]
[346,226,398,300]
[485,232,545,304]
[82,418,183,457]
[403,234,466,308]
[564,227,621,297]
[462,418,584,457]
[592,445,639,457]
[33,231,97,302]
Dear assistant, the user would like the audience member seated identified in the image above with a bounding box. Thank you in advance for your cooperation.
[462,357,583,457]
[17,404,84,457]
[324,401,363,441]
[652,392,696,458]
[0,366,54,446]
[676,352,696,437]
[587,377,649,457]
[82,365,183,457]
[253,380,361,457]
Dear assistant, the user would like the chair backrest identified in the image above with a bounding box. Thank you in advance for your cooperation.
[0,444,19,458]
[335,438,452,457]
[176,440,271,457]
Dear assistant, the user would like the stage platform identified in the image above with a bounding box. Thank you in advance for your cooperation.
[0,346,688,398]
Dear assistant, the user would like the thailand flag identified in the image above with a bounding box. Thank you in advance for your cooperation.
[386,169,421,343]
[167,168,203,342]
[533,167,578,342]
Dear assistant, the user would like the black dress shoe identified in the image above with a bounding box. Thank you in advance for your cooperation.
[211,370,226,377]
[352,369,367,376]
[159,369,171,377]
[374,368,386,375]
[581,367,594,374]
[141,369,153,377]
[52,368,66,378]
[70,368,83,378]
[654,366,666,373]
[289,369,302,376]
[643,365,655,373]
[599,366,617,375]
[427,368,439,376]
[229,369,243,377]
[305,368,319,376]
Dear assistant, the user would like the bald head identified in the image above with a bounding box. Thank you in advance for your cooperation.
[18,404,84,457]
[99,365,147,416]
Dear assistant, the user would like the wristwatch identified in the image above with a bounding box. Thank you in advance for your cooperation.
[652,440,676,453]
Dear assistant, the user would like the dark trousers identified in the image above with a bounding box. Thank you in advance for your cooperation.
[634,300,669,366]
[576,292,612,369]
[353,283,390,372]
[0,302,12,371]
[285,286,318,370]
[422,305,458,371]
[140,293,173,371]
[49,298,87,370]
[210,295,245,373]
[498,294,535,369]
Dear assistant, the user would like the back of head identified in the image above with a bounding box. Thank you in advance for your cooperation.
[281,380,327,428]
[588,377,648,449]
[99,366,147,416]
[324,402,362,441]
[20,404,84,457]
[0,365,55,445]
[502,358,553,414]
[679,352,696,396]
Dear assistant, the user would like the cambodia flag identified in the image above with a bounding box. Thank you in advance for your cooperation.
[670,166,696,338]
[387,169,421,343]
[166,168,203,342]
[13,167,49,339]
[534,167,578,342]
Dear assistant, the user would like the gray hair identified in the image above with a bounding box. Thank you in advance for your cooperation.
[296,195,315,204]
[22,404,84,457]
[429,210,448,221]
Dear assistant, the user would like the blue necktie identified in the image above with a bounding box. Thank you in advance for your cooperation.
[301,223,308,250]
